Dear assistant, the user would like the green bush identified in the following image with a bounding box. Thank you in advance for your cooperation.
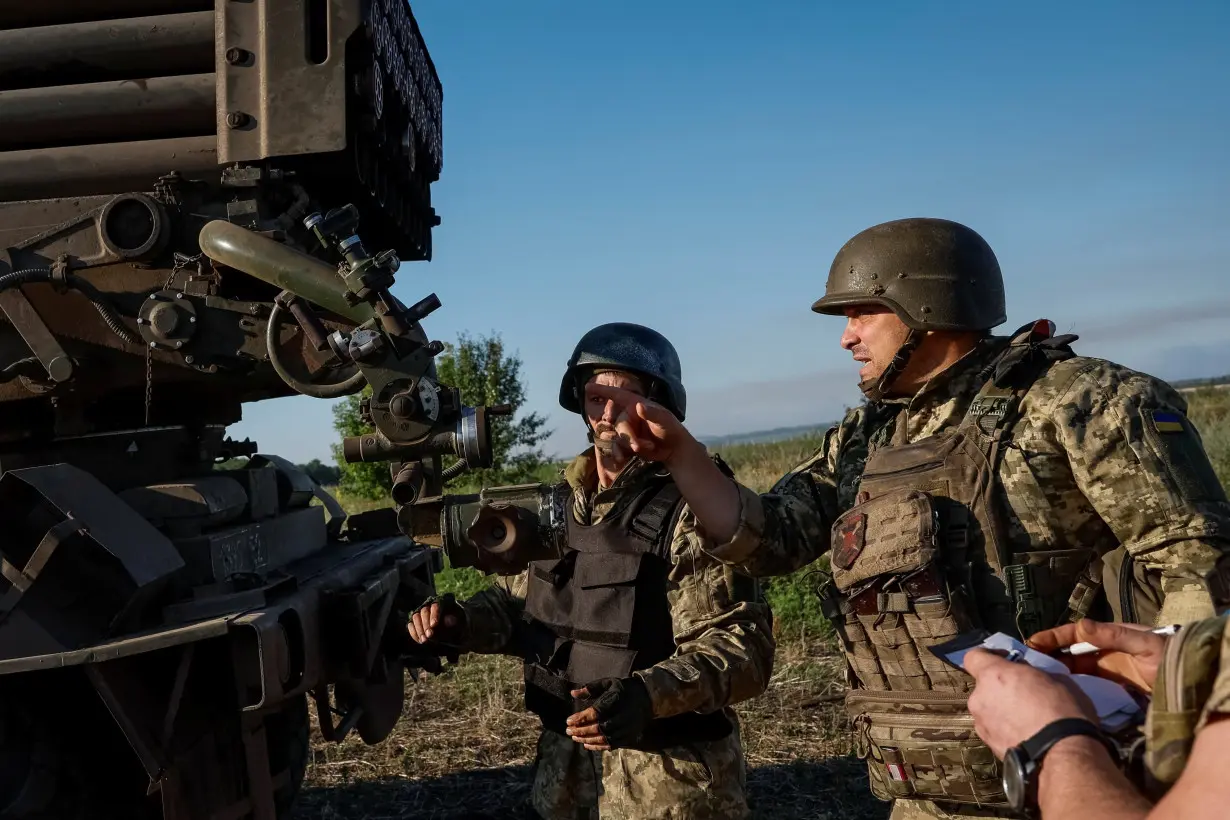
[1187,387,1230,488]
[433,559,493,601]
[331,331,550,501]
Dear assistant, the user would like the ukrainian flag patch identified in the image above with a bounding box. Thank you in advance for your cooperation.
[1151,410,1185,433]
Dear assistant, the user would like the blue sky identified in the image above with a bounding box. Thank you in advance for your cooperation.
[232,0,1230,464]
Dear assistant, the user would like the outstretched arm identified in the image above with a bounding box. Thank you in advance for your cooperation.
[587,383,840,577]
[588,382,742,542]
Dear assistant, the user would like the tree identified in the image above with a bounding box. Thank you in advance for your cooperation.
[299,458,341,486]
[331,331,551,500]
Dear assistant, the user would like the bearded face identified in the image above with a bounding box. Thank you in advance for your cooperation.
[583,370,646,466]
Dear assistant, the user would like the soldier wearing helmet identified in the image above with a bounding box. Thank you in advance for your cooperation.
[587,218,1230,819]
[407,322,773,820]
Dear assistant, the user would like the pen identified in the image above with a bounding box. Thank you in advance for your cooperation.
[1057,624,1182,656]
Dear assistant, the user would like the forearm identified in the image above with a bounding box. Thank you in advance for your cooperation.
[1038,736,1151,820]
[458,582,526,655]
[663,439,742,543]
[636,605,775,718]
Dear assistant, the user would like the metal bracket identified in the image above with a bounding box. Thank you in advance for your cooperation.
[0,288,74,385]
[0,517,82,624]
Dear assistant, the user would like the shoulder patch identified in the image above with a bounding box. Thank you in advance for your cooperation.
[832,512,867,570]
[1151,410,1185,434]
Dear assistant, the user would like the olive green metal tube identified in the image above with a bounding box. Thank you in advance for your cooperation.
[197,220,375,325]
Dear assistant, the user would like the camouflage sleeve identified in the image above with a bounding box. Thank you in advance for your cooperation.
[457,570,530,655]
[1049,363,1230,624]
[633,505,776,718]
[702,423,846,578]
[1199,614,1230,721]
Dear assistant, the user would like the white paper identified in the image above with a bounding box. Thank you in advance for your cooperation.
[943,632,1142,729]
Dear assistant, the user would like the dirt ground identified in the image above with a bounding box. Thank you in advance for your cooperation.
[294,640,887,820]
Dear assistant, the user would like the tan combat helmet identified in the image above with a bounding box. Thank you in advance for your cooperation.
[813,218,1007,399]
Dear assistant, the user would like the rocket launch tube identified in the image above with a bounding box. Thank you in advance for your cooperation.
[0,12,215,90]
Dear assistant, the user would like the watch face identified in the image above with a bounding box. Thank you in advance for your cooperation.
[1003,748,1026,810]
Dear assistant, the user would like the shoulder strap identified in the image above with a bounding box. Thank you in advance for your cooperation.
[964,320,1082,632]
[627,480,683,558]
[964,319,1079,440]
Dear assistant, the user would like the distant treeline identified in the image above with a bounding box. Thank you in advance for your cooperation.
[1171,375,1230,390]
[700,423,832,449]
[298,458,341,485]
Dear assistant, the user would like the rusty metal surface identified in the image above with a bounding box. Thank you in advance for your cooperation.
[0,2,450,813]
[0,195,115,259]
[227,537,434,712]
[0,193,170,270]
[0,73,217,151]
[0,288,74,383]
[117,476,249,533]
[0,1,212,30]
[174,506,328,587]
[0,12,215,90]
[0,607,234,675]
[218,0,359,163]
[0,464,185,654]
[0,135,218,200]
[247,454,317,511]
[3,463,184,586]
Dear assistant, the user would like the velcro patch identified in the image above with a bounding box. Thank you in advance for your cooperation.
[833,513,867,570]
[1151,410,1185,434]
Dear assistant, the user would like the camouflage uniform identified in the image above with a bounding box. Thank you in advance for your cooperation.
[706,336,1230,820]
[459,450,774,820]
[1144,611,1230,799]
[714,338,1229,622]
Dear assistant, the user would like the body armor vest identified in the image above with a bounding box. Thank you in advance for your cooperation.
[519,472,732,750]
[822,322,1102,808]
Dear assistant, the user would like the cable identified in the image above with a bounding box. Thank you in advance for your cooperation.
[440,458,470,482]
[266,291,367,399]
[0,267,140,346]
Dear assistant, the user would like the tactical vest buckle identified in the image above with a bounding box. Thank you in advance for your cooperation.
[968,396,1010,418]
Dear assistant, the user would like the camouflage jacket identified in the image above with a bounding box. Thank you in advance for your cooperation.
[1145,612,1230,793]
[457,450,776,720]
[710,335,1230,625]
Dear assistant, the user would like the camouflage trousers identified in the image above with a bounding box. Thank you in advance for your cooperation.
[528,714,747,820]
[888,799,1018,819]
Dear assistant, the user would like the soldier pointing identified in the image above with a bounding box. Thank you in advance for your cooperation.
[408,322,773,819]
[590,217,1230,819]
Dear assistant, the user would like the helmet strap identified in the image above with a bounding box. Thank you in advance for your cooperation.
[859,329,923,402]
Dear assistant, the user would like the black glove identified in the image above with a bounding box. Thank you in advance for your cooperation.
[407,593,469,648]
[575,676,655,749]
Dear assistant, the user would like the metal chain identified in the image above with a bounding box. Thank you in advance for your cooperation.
[144,255,199,426]
[144,342,153,425]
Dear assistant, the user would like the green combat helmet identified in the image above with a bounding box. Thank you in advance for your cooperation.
[558,322,687,421]
[812,217,1007,399]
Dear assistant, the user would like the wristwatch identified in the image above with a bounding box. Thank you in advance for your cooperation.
[1002,717,1120,814]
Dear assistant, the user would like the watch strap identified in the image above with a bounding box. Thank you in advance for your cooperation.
[1021,717,1119,766]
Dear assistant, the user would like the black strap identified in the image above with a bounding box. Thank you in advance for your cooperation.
[525,661,576,702]
[531,621,634,646]
[0,518,83,623]
[627,482,682,553]
[1021,717,1119,767]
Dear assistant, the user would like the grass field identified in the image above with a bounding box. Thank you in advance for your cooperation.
[294,387,1230,819]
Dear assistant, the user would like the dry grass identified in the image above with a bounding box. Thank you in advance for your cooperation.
[296,641,882,820]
